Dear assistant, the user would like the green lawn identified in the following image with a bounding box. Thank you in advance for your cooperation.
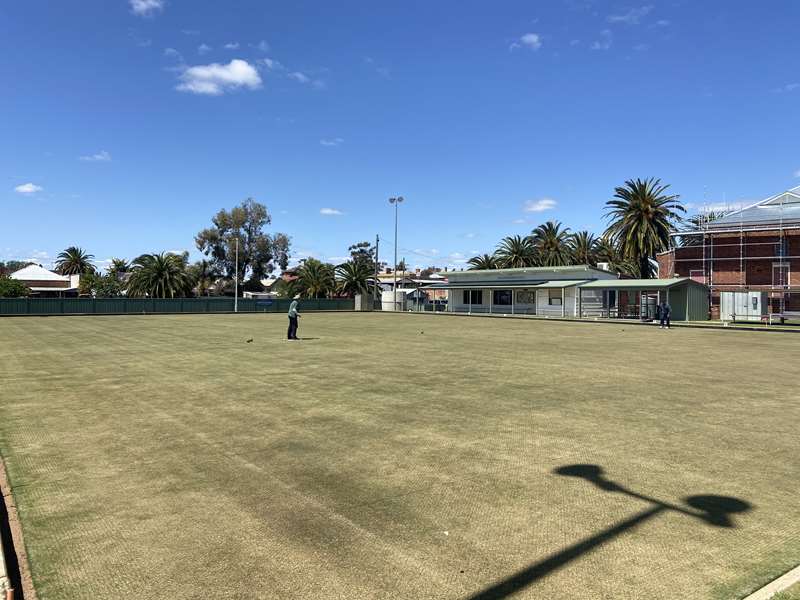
[1,313,799,600]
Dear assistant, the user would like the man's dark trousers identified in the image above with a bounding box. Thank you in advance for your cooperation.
[288,316,299,339]
[660,314,670,328]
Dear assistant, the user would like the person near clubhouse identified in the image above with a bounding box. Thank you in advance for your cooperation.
[658,300,671,329]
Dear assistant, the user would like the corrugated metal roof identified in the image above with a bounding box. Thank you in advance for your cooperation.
[579,278,697,289]
[536,280,589,288]
[704,188,800,229]
[422,278,590,290]
[10,265,69,281]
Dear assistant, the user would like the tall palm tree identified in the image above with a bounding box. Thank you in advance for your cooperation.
[570,231,598,266]
[297,258,335,298]
[467,253,499,270]
[495,235,538,268]
[531,221,573,266]
[603,178,685,278]
[275,277,302,299]
[55,246,96,275]
[127,253,190,298]
[335,260,373,297]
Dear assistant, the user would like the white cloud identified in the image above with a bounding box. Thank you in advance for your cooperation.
[197,43,212,55]
[259,58,284,70]
[320,138,344,147]
[591,30,613,50]
[633,43,649,51]
[523,198,557,213]
[254,40,270,52]
[129,0,164,17]
[512,218,527,224]
[15,183,43,194]
[773,82,800,93]
[510,32,542,51]
[326,256,350,263]
[520,33,542,50]
[655,19,670,26]
[176,59,262,95]
[464,232,477,239]
[794,169,800,178]
[320,208,343,216]
[224,42,240,50]
[288,71,310,84]
[607,6,653,25]
[288,71,325,89]
[570,39,581,46]
[164,47,183,61]
[79,150,111,162]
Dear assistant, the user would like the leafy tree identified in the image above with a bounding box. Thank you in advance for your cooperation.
[570,231,598,266]
[0,261,35,276]
[531,221,573,266]
[418,267,437,279]
[396,259,407,272]
[127,253,191,298]
[275,278,302,299]
[467,254,499,270]
[0,276,30,298]
[495,235,537,268]
[348,241,377,271]
[55,246,96,275]
[297,258,335,298]
[195,198,291,290]
[79,273,124,297]
[336,260,374,297]
[604,178,685,278]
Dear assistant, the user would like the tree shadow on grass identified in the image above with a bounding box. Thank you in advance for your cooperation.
[466,464,751,600]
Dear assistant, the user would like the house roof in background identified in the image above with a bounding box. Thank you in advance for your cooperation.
[10,264,69,282]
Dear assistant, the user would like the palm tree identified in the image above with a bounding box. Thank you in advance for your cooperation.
[187,259,217,296]
[467,254,499,270]
[335,261,373,297]
[297,258,335,298]
[679,211,729,247]
[495,235,538,268]
[275,277,302,299]
[570,231,598,266]
[107,258,130,279]
[127,253,190,298]
[531,221,573,266]
[604,178,685,278]
[55,246,96,275]
[595,236,642,278]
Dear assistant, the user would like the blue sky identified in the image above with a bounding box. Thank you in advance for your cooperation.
[2,0,799,271]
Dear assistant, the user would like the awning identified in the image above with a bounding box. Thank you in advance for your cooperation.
[535,280,589,288]
[578,278,696,290]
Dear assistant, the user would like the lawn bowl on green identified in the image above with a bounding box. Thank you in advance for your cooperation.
[0,313,798,599]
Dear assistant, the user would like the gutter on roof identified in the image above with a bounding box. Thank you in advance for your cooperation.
[671,224,800,236]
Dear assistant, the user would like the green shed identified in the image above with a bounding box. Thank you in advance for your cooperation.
[577,278,710,321]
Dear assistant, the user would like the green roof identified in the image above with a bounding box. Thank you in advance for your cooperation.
[450,265,615,276]
[578,277,700,290]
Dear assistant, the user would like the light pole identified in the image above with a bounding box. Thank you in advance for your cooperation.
[389,196,404,310]
[234,237,239,313]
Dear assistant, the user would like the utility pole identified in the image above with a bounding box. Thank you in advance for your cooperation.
[373,234,380,309]
[234,237,239,313]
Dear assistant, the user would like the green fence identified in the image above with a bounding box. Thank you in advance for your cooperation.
[0,297,354,316]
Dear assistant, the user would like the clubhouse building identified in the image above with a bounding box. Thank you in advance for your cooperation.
[423,265,709,321]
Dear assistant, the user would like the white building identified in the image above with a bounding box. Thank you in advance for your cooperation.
[423,265,618,317]
[10,264,80,297]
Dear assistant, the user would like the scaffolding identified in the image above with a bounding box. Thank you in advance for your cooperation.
[668,192,799,318]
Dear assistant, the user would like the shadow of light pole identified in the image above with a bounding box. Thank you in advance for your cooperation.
[465,464,751,600]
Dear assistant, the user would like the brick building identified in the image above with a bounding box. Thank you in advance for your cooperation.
[658,185,800,320]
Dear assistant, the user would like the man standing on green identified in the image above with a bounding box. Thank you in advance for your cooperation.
[287,297,300,340]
